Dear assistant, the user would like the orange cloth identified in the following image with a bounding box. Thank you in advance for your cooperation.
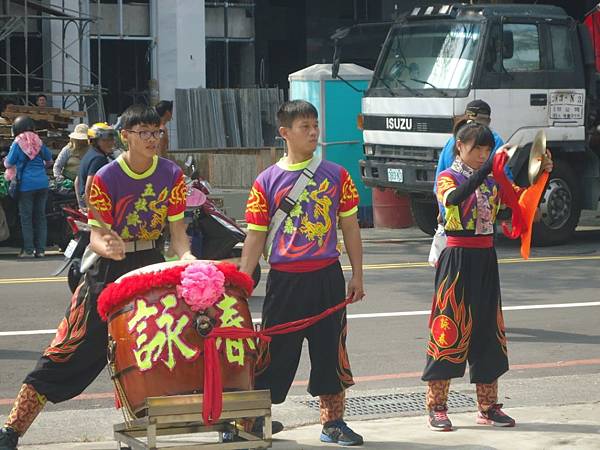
[518,171,549,259]
[492,152,525,239]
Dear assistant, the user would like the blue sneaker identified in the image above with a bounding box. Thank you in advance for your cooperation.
[222,430,247,450]
[320,420,363,446]
[0,427,18,450]
[222,431,238,442]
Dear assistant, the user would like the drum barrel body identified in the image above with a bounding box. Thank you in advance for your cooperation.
[108,283,255,417]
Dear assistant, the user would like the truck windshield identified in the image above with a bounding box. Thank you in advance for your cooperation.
[374,21,481,92]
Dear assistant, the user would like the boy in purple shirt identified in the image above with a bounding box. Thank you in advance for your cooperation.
[241,100,365,446]
[0,105,194,450]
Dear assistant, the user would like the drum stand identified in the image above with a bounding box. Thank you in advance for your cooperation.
[113,390,272,450]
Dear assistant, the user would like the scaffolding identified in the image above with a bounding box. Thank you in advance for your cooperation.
[0,0,105,122]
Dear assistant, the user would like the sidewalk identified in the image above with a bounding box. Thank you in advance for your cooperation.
[17,402,600,449]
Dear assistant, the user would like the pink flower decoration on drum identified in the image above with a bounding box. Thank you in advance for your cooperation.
[178,262,226,312]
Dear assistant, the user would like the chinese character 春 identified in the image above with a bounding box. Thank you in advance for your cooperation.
[215,296,256,366]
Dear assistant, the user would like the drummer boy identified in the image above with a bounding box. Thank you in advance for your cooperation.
[240,100,366,446]
[0,104,195,450]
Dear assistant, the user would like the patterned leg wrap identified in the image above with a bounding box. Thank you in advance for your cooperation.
[319,391,346,424]
[426,380,450,411]
[476,380,498,412]
[4,384,47,436]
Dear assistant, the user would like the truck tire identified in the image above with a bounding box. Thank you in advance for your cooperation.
[409,197,437,236]
[532,159,581,246]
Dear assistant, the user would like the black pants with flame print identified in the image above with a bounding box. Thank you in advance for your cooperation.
[422,246,509,384]
[23,249,163,403]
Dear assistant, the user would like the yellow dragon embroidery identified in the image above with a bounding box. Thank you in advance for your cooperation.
[297,178,332,247]
[149,188,169,229]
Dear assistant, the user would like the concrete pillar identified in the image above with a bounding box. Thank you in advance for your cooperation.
[49,0,90,111]
[156,0,206,149]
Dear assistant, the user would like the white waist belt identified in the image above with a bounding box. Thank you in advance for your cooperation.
[80,240,158,274]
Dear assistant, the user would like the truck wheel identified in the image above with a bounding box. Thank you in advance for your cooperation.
[409,197,437,236]
[532,160,581,246]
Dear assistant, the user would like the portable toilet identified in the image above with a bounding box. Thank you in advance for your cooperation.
[288,63,373,227]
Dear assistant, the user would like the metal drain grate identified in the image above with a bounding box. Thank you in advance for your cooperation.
[299,391,476,417]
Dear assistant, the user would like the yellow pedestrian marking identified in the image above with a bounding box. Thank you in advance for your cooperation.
[1,254,599,285]
[0,277,67,285]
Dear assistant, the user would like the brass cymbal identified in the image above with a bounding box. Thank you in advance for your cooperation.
[529,129,547,185]
[504,130,546,186]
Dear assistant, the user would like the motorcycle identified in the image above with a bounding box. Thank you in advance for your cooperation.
[55,156,261,293]
[53,206,90,292]
[182,156,261,287]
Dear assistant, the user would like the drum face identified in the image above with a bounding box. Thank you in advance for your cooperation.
[108,285,256,417]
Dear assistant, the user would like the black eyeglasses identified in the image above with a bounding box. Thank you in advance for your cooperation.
[125,129,165,140]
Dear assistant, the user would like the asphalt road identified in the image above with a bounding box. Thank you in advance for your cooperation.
[0,228,599,417]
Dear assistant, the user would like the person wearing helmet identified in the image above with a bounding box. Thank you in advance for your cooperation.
[75,122,116,209]
[3,115,54,258]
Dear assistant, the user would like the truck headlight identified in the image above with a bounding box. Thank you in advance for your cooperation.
[364,145,374,156]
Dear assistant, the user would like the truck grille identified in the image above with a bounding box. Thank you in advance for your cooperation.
[375,145,436,161]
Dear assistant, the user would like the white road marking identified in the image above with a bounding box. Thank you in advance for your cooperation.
[343,301,600,320]
[1,301,598,337]
[0,329,57,337]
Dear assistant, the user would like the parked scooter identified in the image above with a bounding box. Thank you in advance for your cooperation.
[53,206,89,292]
[181,155,262,285]
[55,157,261,293]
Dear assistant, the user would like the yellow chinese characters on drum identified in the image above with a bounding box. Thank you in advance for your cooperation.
[128,294,199,371]
[214,296,257,366]
[127,293,256,372]
[97,261,257,417]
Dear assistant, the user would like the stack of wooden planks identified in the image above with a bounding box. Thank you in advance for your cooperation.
[0,105,87,151]
[4,104,86,128]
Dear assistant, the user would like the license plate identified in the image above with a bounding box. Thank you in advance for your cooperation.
[64,239,78,258]
[387,168,404,183]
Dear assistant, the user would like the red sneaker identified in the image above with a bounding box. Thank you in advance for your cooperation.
[428,406,453,431]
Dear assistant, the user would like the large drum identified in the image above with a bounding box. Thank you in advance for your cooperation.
[97,260,257,417]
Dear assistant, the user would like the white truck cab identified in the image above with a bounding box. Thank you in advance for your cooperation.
[357,3,599,244]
